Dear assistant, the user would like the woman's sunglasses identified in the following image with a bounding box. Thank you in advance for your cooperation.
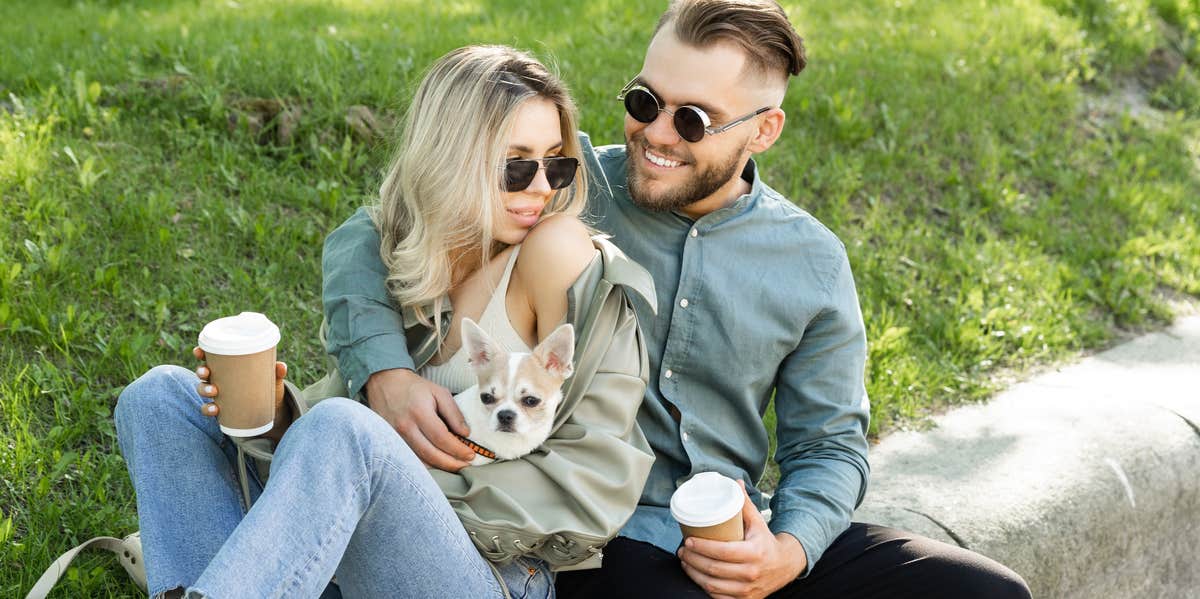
[502,156,579,193]
[617,80,770,143]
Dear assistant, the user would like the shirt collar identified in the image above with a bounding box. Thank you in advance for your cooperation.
[670,158,762,228]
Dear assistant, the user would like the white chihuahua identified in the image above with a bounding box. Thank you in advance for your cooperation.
[454,318,575,465]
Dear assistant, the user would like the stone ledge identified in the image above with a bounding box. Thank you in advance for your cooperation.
[854,317,1200,598]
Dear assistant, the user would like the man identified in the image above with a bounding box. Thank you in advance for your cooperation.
[321,1,1031,597]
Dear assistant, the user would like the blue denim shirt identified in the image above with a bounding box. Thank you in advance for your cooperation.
[321,133,870,575]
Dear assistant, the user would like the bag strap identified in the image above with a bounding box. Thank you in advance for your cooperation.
[26,533,147,599]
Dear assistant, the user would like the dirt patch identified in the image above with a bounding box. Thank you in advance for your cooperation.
[226,97,304,146]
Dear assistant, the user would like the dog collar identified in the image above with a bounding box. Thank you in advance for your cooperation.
[456,434,497,461]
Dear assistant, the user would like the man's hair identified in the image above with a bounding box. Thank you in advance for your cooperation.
[655,0,806,81]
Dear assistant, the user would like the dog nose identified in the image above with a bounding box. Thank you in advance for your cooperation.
[497,410,516,427]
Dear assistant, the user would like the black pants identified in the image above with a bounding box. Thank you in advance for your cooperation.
[555,523,1031,599]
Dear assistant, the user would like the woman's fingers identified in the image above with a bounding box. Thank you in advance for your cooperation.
[198,381,218,397]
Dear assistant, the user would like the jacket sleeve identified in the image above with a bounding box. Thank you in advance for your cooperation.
[321,207,413,399]
[769,251,871,576]
[429,281,655,568]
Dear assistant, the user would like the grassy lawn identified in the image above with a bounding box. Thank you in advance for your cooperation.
[2,0,1198,595]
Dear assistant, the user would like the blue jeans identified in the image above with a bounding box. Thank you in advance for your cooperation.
[115,365,554,599]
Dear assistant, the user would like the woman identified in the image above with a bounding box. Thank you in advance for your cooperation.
[115,46,655,598]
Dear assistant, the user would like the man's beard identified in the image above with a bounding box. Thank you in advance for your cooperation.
[625,135,743,213]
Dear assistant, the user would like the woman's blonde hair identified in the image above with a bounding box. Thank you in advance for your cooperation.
[372,45,588,328]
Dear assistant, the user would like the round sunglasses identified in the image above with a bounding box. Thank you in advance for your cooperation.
[502,156,579,193]
[617,80,771,143]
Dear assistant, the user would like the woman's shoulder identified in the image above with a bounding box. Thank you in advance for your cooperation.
[513,214,596,296]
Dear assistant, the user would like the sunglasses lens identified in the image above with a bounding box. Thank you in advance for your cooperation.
[544,157,579,190]
[504,160,539,192]
[674,108,707,143]
[624,88,660,123]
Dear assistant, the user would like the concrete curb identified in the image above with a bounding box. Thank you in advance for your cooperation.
[854,316,1200,598]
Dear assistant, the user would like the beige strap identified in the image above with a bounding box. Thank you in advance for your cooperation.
[26,533,147,599]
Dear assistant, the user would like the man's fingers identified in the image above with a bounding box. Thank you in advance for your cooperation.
[680,560,743,597]
[679,546,753,582]
[416,403,476,461]
[275,361,288,380]
[434,389,471,438]
[193,346,205,361]
[195,365,210,381]
[199,402,219,417]
[738,482,770,534]
[197,382,218,398]
[401,426,470,472]
[686,537,754,563]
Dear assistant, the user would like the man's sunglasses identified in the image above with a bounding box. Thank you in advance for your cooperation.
[502,156,579,193]
[617,79,771,143]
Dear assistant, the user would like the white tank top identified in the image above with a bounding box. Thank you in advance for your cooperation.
[418,247,532,393]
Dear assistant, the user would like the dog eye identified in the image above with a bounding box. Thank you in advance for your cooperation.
[521,396,540,408]
[480,392,497,405]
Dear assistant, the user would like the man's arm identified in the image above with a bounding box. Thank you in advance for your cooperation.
[322,207,412,396]
[768,250,871,575]
[677,251,869,598]
[322,207,475,470]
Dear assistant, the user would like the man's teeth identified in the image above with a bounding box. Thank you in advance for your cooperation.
[645,149,682,168]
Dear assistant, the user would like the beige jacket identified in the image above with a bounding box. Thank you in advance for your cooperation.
[232,237,657,569]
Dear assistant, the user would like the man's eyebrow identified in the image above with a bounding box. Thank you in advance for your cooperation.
[635,77,725,120]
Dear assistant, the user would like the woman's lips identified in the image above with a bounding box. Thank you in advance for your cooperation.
[506,206,542,228]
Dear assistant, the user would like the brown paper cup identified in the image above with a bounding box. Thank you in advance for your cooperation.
[205,347,277,436]
[198,312,280,437]
[670,472,745,542]
[679,513,744,542]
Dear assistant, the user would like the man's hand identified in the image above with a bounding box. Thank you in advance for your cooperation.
[677,482,807,599]
[364,368,476,472]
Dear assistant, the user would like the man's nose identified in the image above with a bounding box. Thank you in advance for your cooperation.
[642,110,682,146]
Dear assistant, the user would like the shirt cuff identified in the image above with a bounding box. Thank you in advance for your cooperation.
[336,331,415,401]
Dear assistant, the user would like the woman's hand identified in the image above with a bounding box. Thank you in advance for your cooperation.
[365,368,475,472]
[193,347,291,443]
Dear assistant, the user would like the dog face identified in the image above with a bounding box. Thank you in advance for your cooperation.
[461,318,574,438]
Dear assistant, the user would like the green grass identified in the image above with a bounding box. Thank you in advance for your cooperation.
[2,0,1198,595]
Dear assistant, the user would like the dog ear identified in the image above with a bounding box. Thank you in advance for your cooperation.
[533,323,575,379]
[461,318,503,369]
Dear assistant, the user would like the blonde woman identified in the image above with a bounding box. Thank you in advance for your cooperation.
[115,46,654,599]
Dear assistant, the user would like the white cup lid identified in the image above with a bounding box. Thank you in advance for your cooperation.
[670,472,743,527]
[198,312,280,355]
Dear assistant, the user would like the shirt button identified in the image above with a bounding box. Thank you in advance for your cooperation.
[664,369,674,379]
[682,431,690,442]
[690,228,699,238]
[679,298,689,308]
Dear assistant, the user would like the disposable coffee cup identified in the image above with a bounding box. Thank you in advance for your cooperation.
[670,472,745,542]
[197,312,280,437]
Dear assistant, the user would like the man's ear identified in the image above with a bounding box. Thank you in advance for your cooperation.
[533,323,575,379]
[746,107,786,154]
[462,318,503,369]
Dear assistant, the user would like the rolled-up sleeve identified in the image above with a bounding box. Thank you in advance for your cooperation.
[768,252,871,576]
[321,207,413,399]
